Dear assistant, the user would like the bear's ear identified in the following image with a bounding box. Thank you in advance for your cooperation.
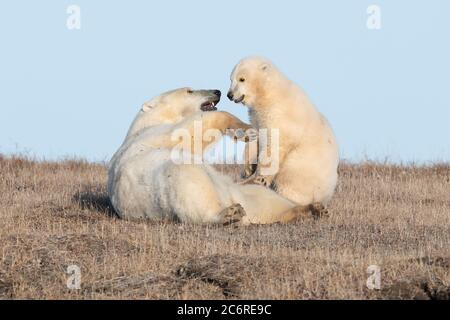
[260,63,269,72]
[141,102,153,112]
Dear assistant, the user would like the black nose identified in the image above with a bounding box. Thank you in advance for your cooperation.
[213,90,221,97]
[227,91,234,101]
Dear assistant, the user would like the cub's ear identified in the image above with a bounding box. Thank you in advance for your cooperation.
[260,63,269,71]
[141,102,153,112]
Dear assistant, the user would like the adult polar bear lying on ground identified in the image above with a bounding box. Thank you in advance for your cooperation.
[108,88,325,225]
[227,57,339,206]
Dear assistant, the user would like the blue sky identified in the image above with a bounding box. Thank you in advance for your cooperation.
[0,1,449,163]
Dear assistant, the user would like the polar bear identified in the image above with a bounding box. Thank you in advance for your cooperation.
[108,87,326,225]
[227,57,339,206]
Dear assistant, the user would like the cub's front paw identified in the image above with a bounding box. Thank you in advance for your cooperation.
[239,174,273,187]
[253,175,272,187]
[242,163,257,180]
[242,174,273,188]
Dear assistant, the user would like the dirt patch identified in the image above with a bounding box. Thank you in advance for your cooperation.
[1,157,450,299]
[87,272,178,298]
[47,234,141,262]
[377,280,450,300]
[0,272,13,299]
[413,256,450,269]
[0,235,65,297]
[0,233,142,298]
[175,254,247,297]
[179,279,227,300]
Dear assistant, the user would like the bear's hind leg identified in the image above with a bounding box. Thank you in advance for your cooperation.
[278,202,329,223]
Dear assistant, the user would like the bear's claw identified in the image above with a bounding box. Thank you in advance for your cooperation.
[308,202,329,220]
[219,204,246,227]
[240,174,273,188]
[253,176,271,187]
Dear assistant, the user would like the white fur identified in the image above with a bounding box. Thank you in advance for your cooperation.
[229,57,340,205]
[108,88,303,224]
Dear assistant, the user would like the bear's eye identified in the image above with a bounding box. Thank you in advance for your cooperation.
[187,89,194,94]
[239,78,245,83]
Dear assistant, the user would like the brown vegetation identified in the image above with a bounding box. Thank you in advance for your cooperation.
[0,155,449,299]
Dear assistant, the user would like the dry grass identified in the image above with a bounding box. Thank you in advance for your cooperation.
[0,154,449,300]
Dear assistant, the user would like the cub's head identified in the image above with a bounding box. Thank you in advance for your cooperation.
[126,87,221,139]
[227,56,277,108]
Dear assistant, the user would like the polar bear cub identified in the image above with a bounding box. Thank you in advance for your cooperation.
[108,87,325,225]
[227,57,339,206]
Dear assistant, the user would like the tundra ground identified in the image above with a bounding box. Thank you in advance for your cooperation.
[0,155,449,299]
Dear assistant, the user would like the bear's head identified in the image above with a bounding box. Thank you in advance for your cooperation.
[126,87,221,139]
[227,56,280,109]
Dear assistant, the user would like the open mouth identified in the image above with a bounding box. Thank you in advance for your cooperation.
[201,100,219,112]
[234,95,245,104]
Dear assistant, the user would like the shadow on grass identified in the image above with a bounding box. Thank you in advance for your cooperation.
[73,190,118,218]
